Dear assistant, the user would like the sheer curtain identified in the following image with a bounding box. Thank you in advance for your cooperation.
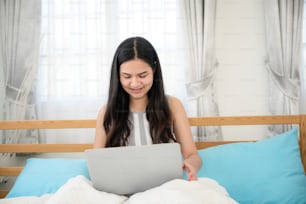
[263,0,304,134]
[183,0,222,141]
[302,1,306,114]
[37,0,189,143]
[0,0,41,157]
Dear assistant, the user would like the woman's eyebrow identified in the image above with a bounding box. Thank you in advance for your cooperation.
[121,71,148,75]
[121,72,131,75]
[138,71,148,75]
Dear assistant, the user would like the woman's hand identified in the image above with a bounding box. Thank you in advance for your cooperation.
[183,159,198,181]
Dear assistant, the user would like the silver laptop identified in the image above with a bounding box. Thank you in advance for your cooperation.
[85,143,183,195]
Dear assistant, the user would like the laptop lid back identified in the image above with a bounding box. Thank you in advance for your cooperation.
[85,143,183,195]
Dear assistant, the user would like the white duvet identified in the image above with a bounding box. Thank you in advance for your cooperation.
[0,176,238,204]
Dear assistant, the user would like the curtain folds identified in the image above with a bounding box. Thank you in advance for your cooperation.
[301,2,306,114]
[183,0,222,141]
[0,0,41,157]
[263,0,304,134]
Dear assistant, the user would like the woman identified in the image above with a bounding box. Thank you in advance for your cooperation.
[94,36,202,180]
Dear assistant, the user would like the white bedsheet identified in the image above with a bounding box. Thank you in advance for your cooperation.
[0,176,238,204]
[126,178,238,204]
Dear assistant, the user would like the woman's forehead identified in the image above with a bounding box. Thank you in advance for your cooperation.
[120,59,152,74]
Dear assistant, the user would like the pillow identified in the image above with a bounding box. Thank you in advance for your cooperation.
[6,158,90,198]
[197,127,306,204]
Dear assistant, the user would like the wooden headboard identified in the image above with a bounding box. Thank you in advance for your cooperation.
[0,114,305,198]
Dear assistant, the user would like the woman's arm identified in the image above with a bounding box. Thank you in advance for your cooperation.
[168,96,202,180]
[93,105,107,148]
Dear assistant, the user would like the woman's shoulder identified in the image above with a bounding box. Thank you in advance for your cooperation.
[99,104,107,113]
[97,104,107,122]
[167,95,184,111]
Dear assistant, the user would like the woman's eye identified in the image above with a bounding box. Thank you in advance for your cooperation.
[122,75,131,79]
[139,74,147,78]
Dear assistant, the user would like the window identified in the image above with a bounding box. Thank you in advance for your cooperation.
[38,0,188,103]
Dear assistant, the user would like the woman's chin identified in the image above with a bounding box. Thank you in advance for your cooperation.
[129,93,147,100]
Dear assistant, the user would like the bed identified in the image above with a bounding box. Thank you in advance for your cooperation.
[0,115,306,204]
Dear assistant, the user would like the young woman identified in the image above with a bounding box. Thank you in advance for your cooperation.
[94,36,202,180]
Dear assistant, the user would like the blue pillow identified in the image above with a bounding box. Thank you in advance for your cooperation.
[6,158,90,198]
[197,127,306,204]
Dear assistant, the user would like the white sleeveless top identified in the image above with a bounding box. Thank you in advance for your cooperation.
[128,111,153,146]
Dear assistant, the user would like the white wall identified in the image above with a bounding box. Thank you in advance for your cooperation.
[215,0,270,140]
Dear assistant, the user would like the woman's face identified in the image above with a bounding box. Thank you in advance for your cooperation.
[119,58,154,100]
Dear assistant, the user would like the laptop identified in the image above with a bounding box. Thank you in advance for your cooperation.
[85,143,183,195]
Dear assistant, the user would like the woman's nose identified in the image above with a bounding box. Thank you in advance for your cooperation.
[130,77,140,87]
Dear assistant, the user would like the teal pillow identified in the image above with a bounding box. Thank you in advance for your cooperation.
[198,127,306,204]
[6,158,90,198]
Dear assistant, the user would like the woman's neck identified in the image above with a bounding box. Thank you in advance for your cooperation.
[129,96,148,112]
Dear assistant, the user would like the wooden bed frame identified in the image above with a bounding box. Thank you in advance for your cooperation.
[0,114,305,198]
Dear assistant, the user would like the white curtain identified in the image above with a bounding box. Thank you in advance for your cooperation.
[263,0,304,134]
[301,1,306,114]
[183,0,222,141]
[38,0,190,144]
[0,0,41,154]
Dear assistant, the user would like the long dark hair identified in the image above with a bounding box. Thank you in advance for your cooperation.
[104,36,176,147]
